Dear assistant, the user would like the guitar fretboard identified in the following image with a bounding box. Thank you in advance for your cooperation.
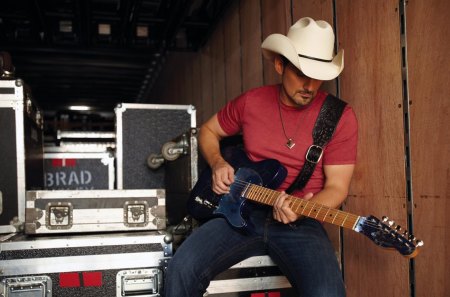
[243,183,360,230]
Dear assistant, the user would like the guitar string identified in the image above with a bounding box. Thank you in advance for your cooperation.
[228,178,413,235]
[204,173,418,248]
[213,179,417,250]
[230,178,397,231]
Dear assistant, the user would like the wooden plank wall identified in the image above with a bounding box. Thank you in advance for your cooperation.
[336,1,410,296]
[261,0,291,85]
[148,0,449,296]
[407,0,450,296]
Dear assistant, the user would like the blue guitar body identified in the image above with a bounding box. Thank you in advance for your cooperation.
[187,148,287,231]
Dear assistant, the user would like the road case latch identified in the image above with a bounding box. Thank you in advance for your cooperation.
[123,201,149,227]
[116,268,162,297]
[45,202,73,230]
[1,276,52,297]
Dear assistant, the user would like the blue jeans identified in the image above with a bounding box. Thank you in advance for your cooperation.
[164,206,345,297]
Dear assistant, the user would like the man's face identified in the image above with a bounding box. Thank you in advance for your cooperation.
[276,57,323,107]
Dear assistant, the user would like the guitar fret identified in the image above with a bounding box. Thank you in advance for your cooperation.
[254,186,262,201]
[300,200,308,215]
[246,186,252,199]
[259,187,266,202]
[265,188,273,204]
[337,211,345,225]
[248,186,256,200]
[274,189,282,205]
[315,205,323,219]
[297,200,306,215]
[331,211,339,224]
[307,202,315,216]
[341,213,349,227]
[323,208,330,221]
[291,199,299,213]
[267,188,275,204]
[254,187,260,200]
[350,216,360,230]
[303,201,311,215]
[258,186,265,203]
[288,197,295,208]
[255,188,262,202]
[308,203,316,215]
[242,183,251,198]
[272,190,279,204]
[264,189,272,205]
[255,187,262,201]
[251,185,276,206]
[291,199,297,212]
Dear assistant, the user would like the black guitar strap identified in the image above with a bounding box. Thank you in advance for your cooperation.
[285,94,347,194]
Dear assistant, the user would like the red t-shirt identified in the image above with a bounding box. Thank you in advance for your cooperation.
[217,84,358,197]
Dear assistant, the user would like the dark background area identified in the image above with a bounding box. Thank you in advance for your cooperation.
[0,0,233,133]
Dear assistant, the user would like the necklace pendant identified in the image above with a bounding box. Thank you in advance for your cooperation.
[286,139,295,149]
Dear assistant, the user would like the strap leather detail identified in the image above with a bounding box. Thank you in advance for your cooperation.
[285,94,347,194]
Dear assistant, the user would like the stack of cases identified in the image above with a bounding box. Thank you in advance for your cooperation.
[1,95,196,295]
[0,79,44,234]
[0,231,172,297]
[0,90,292,296]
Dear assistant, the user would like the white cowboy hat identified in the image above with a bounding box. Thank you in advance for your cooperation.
[261,17,344,81]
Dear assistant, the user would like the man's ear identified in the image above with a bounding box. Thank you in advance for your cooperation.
[274,55,284,75]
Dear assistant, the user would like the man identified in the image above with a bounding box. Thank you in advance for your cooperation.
[165,17,357,297]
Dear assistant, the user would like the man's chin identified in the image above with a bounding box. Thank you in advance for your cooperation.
[293,97,313,107]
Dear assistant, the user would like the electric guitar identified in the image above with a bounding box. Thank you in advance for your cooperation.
[187,148,423,258]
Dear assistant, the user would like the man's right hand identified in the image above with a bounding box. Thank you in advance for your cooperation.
[211,158,235,194]
[198,113,235,195]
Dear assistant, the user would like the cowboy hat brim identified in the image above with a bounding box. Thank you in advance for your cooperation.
[261,33,344,81]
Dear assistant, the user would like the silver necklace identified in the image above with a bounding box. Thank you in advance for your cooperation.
[277,98,302,149]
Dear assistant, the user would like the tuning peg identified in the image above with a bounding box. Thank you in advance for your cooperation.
[388,220,395,227]
[416,239,424,247]
[382,216,389,222]
[395,225,402,231]
[403,230,409,237]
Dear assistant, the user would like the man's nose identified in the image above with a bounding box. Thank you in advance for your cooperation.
[303,78,318,91]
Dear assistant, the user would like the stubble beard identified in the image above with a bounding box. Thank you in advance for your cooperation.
[289,90,315,107]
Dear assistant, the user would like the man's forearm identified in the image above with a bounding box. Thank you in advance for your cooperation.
[198,122,224,168]
[306,164,355,209]
[306,185,349,210]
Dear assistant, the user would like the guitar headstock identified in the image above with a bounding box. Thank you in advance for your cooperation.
[356,215,423,258]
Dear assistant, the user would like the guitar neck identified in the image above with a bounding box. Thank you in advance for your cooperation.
[244,184,360,230]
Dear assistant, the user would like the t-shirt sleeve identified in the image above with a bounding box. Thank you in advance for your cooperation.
[322,106,358,165]
[217,93,247,135]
